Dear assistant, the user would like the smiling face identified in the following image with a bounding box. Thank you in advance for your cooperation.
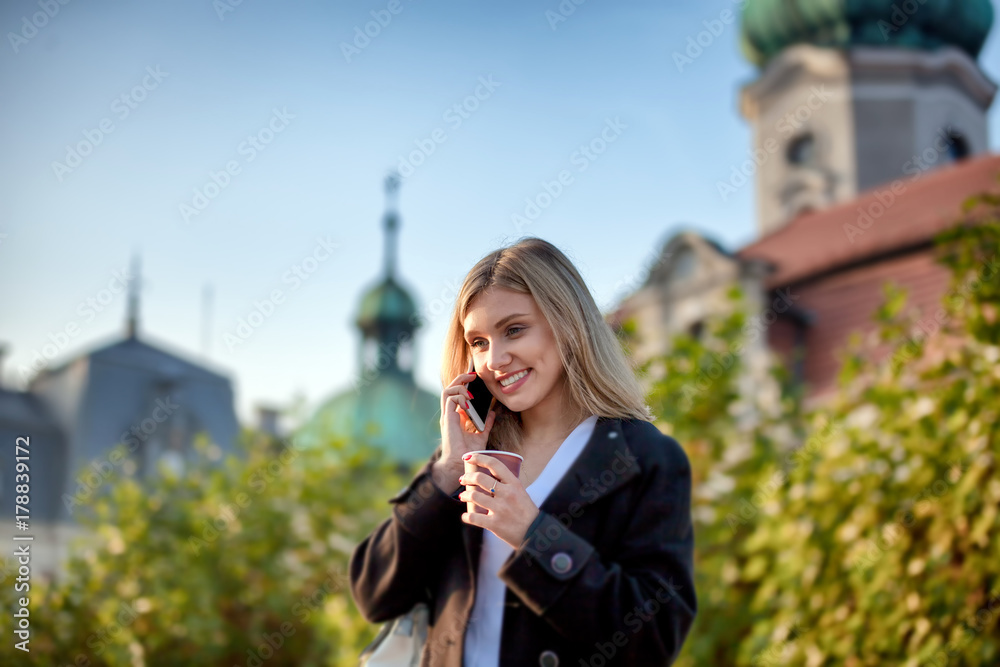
[463,287,567,416]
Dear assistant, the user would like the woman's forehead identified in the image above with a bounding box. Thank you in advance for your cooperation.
[463,289,536,331]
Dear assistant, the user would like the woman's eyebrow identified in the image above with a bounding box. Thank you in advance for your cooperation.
[465,313,530,337]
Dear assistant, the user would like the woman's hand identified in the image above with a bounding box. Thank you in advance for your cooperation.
[433,371,498,493]
[458,453,540,550]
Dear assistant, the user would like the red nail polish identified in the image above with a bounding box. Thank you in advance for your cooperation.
[463,453,472,460]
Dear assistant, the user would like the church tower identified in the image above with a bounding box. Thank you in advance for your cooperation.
[738,0,996,235]
[295,174,440,466]
[354,172,418,381]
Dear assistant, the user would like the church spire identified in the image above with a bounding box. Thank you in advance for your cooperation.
[126,253,141,339]
[383,171,400,280]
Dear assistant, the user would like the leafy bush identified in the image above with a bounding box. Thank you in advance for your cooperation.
[636,187,999,665]
[0,429,412,666]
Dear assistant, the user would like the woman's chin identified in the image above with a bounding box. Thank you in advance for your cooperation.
[499,395,534,414]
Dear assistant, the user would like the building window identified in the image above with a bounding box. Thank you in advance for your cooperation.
[786,133,816,166]
[943,129,969,162]
[362,339,379,373]
[792,322,807,385]
[670,248,697,283]
[397,339,413,372]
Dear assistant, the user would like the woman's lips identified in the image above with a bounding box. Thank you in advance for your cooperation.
[498,368,531,394]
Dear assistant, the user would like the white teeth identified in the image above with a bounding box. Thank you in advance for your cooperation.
[500,369,529,387]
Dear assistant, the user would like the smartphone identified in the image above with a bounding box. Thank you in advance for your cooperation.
[462,360,495,432]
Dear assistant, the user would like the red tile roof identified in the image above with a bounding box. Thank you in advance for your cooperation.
[737,153,1000,288]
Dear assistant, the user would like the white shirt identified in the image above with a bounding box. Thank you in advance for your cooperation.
[462,414,599,667]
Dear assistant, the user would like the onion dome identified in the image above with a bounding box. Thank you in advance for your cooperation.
[740,0,995,67]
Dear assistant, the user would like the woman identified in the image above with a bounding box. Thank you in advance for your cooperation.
[349,237,696,666]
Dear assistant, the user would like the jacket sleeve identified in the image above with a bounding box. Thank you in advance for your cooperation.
[349,445,467,624]
[496,435,697,665]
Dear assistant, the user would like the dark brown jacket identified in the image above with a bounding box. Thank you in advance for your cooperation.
[349,416,697,666]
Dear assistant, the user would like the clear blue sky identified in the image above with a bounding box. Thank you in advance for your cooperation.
[2,0,999,426]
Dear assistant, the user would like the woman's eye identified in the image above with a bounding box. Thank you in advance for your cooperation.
[470,327,522,350]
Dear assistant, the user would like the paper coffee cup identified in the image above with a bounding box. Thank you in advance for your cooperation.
[463,450,523,515]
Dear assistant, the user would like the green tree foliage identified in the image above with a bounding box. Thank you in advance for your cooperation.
[0,428,413,666]
[631,285,811,666]
[637,185,999,665]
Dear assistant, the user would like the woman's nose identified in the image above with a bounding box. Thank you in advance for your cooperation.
[485,341,510,371]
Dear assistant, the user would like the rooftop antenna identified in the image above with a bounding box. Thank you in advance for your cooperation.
[126,252,141,339]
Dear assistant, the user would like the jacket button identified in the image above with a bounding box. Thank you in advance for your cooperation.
[539,649,559,666]
[550,552,572,574]
[608,431,618,439]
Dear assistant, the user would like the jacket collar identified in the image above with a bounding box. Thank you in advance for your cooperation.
[462,416,642,574]
[547,415,641,513]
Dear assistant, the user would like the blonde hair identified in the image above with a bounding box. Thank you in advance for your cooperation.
[439,237,654,453]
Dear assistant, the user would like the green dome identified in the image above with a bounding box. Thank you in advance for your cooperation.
[740,0,995,67]
[294,373,440,466]
[356,277,418,331]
